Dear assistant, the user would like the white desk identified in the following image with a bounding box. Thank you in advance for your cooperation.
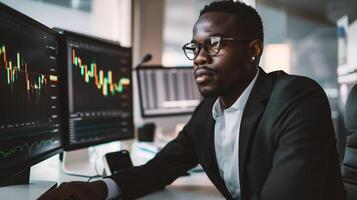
[30,154,224,199]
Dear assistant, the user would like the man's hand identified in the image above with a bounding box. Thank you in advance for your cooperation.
[38,180,108,200]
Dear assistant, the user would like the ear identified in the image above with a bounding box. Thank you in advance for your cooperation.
[248,39,263,63]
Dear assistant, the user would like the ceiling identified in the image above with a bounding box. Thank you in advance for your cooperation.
[258,0,357,24]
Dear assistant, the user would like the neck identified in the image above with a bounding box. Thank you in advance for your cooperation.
[220,68,257,109]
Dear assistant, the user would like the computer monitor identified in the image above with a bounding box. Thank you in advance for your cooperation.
[0,2,62,197]
[56,29,134,176]
[136,66,201,118]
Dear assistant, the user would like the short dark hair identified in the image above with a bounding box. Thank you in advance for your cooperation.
[200,1,264,42]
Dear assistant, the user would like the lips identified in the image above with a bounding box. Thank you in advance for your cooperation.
[194,67,216,84]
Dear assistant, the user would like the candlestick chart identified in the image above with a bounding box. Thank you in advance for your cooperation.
[72,48,130,97]
[70,47,132,112]
[0,42,58,125]
[0,44,54,103]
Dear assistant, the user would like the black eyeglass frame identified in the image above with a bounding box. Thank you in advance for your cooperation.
[182,36,254,60]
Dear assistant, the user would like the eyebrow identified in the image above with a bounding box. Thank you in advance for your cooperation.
[191,33,225,43]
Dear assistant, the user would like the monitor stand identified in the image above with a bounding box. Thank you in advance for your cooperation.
[62,148,98,177]
[0,169,57,200]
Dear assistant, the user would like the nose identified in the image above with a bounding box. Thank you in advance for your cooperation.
[194,47,210,68]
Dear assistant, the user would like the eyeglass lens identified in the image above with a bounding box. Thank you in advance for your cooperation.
[183,37,221,60]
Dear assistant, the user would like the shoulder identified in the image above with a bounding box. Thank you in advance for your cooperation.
[267,70,327,105]
[268,70,323,93]
[260,70,331,122]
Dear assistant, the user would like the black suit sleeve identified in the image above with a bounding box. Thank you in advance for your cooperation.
[109,105,202,199]
[252,78,345,200]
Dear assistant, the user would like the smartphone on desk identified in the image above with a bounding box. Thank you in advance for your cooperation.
[103,150,133,176]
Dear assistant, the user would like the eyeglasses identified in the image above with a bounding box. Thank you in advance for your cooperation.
[182,36,253,60]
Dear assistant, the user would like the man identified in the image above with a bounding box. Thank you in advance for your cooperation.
[40,1,346,200]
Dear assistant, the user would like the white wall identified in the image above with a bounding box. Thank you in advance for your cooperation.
[0,0,131,46]
[132,0,195,138]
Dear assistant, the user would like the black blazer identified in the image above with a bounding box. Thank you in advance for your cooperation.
[112,68,346,200]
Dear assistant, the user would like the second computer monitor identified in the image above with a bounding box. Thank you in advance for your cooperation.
[137,66,202,117]
[57,30,134,150]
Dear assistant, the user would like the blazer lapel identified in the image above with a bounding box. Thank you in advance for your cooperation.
[239,68,271,194]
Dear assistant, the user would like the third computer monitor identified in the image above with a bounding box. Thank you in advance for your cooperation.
[57,30,134,151]
[136,66,202,118]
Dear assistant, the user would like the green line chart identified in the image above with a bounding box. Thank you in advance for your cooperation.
[0,137,54,158]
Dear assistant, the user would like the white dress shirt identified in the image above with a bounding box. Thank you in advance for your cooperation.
[212,69,259,199]
[103,69,259,200]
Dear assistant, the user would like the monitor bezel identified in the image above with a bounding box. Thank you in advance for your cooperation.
[0,2,62,182]
[136,65,200,118]
[55,29,134,151]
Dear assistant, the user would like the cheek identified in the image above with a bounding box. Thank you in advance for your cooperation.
[215,49,245,73]
[213,51,249,85]
[226,44,250,60]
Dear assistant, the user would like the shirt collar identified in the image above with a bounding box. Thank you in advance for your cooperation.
[212,68,260,120]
